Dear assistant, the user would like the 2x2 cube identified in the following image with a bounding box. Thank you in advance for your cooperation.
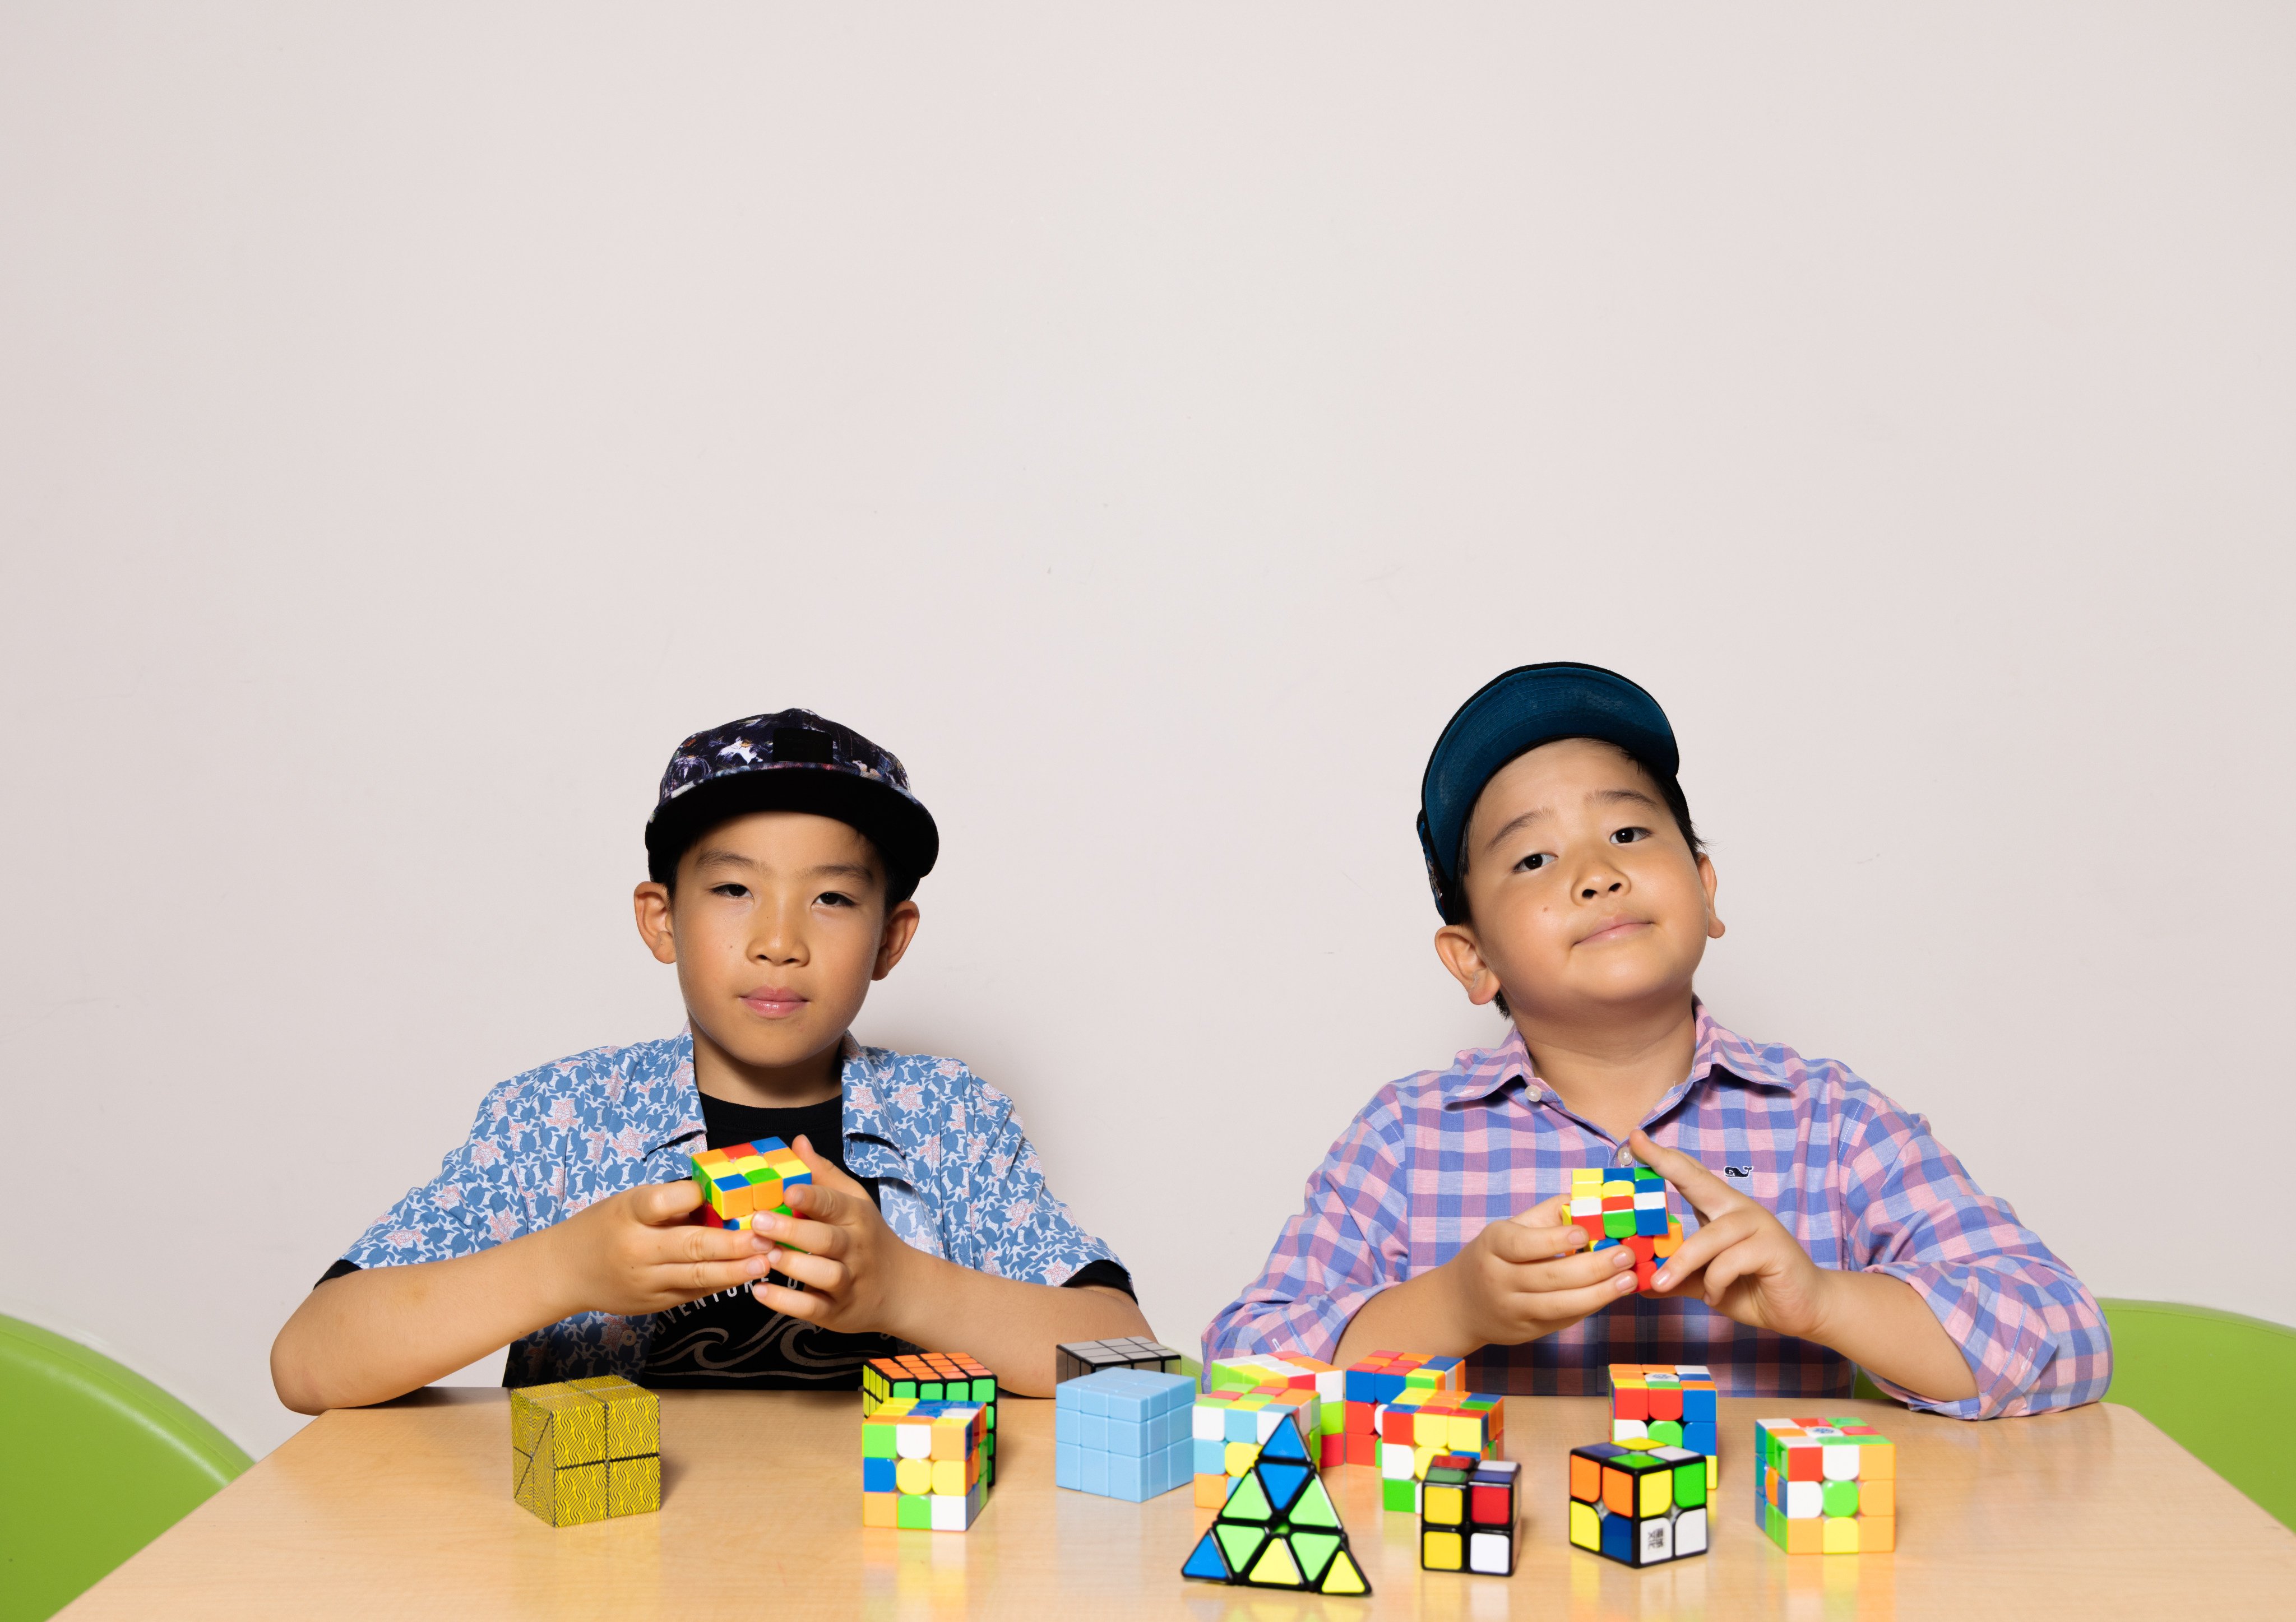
[510,1376,661,1527]
[1568,1442,1709,1567]
[1419,1454,1520,1576]
[1055,1368,1195,1501]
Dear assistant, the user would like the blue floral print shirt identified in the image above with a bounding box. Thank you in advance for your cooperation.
[339,1031,1123,1385]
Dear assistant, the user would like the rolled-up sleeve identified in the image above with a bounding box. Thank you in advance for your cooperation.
[1203,1104,1415,1364]
[1841,1100,2112,1418]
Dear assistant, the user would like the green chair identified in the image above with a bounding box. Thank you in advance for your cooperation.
[0,1315,253,1622]
[2101,1298,2296,1532]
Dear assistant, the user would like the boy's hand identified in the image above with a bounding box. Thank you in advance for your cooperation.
[548,1178,777,1317]
[1632,1129,1833,1339]
[1442,1192,1644,1348]
[747,1136,923,1336]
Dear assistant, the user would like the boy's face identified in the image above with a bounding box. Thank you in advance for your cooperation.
[632,810,919,1078]
[1434,738,1722,1027]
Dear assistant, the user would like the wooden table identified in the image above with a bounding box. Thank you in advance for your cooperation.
[63,1392,2294,1620]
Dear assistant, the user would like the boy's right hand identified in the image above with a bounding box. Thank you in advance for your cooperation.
[545,1179,774,1318]
[1441,1193,1642,1347]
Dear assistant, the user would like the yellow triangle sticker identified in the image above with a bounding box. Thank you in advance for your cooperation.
[1247,1537,1303,1588]
[1320,1548,1369,1596]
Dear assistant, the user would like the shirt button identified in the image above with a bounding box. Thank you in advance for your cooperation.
[1616,1147,1635,1166]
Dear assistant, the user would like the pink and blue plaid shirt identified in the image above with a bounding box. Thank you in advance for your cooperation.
[1203,1005,2110,1419]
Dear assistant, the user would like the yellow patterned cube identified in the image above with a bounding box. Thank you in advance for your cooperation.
[511,1377,661,1526]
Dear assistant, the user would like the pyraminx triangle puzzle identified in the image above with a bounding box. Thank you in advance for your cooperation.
[1756,1417,1896,1553]
[691,1137,809,1230]
[510,1376,660,1526]
[1181,1406,1372,1596]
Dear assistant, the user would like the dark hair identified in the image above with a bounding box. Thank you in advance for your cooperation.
[655,815,919,909]
[1452,742,1703,1018]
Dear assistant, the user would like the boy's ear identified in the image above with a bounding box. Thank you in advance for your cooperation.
[633,881,679,965]
[1698,854,1725,940]
[1433,922,1505,1008]
[872,898,921,981]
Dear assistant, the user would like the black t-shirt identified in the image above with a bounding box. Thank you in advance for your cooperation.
[321,1088,1135,1391]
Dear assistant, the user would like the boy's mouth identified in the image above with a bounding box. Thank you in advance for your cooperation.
[740,986,809,1018]
[1576,917,1651,947]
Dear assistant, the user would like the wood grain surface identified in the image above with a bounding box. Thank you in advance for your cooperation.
[62,1390,2294,1620]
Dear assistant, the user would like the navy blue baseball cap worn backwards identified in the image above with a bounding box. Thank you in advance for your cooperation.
[1417,662,1679,924]
[645,709,939,895]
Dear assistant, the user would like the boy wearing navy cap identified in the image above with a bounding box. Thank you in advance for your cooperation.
[272,710,1152,1411]
[1205,665,2110,1416]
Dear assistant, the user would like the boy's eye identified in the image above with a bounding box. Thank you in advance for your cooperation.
[816,891,855,908]
[1611,826,1650,846]
[1516,852,1554,873]
[711,883,752,900]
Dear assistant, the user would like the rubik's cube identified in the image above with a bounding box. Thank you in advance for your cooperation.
[1568,1442,1710,1567]
[1610,1363,1718,1485]
[862,1352,999,1486]
[862,1399,988,1530]
[510,1376,660,1527]
[1056,1336,1192,1384]
[1181,1406,1371,1596]
[1191,1385,1323,1507]
[1209,1353,1348,1465]
[1054,1368,1195,1500]
[1755,1417,1896,1553]
[1419,1454,1521,1576]
[1374,1391,1507,1513]
[1571,1166,1683,1289]
[690,1137,811,1230]
[1341,1351,1465,1466]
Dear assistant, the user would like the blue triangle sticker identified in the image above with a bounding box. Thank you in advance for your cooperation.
[1258,1416,1309,1462]
[1257,1461,1311,1514]
[1182,1530,1232,1582]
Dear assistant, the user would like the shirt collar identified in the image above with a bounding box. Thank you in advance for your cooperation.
[1435,1002,1797,1108]
[664,1025,882,1146]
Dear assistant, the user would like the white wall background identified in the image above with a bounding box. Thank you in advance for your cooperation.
[3,4,2290,1458]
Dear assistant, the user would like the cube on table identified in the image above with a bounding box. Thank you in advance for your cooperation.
[862,1399,988,1531]
[1054,1368,1195,1500]
[863,1352,999,1485]
[1568,1442,1710,1567]
[1341,1351,1465,1468]
[1207,1353,1347,1465]
[1192,1385,1322,1508]
[510,1376,660,1527]
[1419,1454,1520,1575]
[1610,1363,1718,1487]
[1756,1417,1896,1553]
[1374,1389,1507,1513]
[1055,1337,1194,1385]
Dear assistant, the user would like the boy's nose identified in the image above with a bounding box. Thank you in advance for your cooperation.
[1580,877,1623,900]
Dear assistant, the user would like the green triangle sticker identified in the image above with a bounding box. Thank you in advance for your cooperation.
[1221,1471,1273,1523]
[1246,1536,1303,1588]
[1215,1522,1266,1573]
[1289,1475,1340,1529]
[1291,1530,1342,1583]
[1320,1547,1371,1596]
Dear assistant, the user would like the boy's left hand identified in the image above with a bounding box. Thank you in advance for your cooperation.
[746,1135,924,1336]
[1629,1129,1834,1341]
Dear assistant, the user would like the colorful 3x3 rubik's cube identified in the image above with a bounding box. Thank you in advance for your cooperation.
[1568,1441,1710,1567]
[862,1352,999,1486]
[1192,1384,1323,1507]
[510,1376,661,1527]
[861,1398,988,1531]
[1055,1368,1196,1501]
[1418,1453,1521,1575]
[1611,1363,1719,1483]
[1756,1417,1897,1553]
[1054,1336,1189,1385]
[1571,1166,1683,1289]
[689,1137,811,1230]
[1341,1351,1465,1467]
[1207,1352,1348,1465]
[1375,1390,1507,1513]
